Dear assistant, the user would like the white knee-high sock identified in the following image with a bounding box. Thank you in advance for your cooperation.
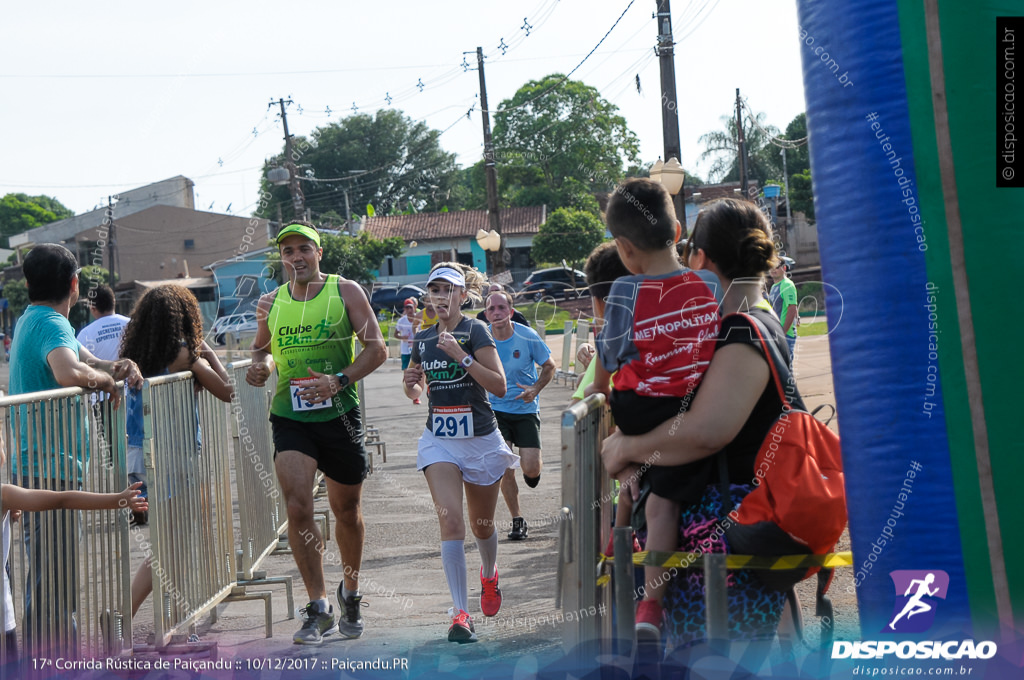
[475,531,498,579]
[441,540,468,613]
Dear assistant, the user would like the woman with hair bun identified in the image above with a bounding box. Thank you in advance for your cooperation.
[602,197,797,651]
[403,262,518,643]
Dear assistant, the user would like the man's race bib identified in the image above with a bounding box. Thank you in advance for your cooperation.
[289,377,332,412]
[431,405,473,439]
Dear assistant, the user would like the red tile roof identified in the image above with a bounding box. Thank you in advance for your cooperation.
[364,206,546,241]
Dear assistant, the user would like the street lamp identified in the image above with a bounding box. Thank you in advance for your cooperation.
[475,229,501,252]
[649,157,684,195]
[649,156,685,220]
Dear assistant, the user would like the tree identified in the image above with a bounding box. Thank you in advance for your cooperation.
[0,193,75,247]
[3,279,29,321]
[493,75,640,208]
[698,112,784,187]
[782,113,810,178]
[788,168,815,221]
[257,109,461,223]
[267,232,406,287]
[530,208,607,271]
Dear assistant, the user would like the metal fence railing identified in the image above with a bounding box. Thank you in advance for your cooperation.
[143,372,234,649]
[221,360,294,632]
[557,393,612,661]
[1,385,134,662]
[226,361,286,581]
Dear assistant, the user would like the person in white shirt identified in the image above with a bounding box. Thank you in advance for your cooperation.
[76,284,129,364]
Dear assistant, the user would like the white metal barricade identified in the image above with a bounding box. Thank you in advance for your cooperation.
[0,385,133,662]
[557,394,613,660]
[222,360,293,632]
[143,372,234,649]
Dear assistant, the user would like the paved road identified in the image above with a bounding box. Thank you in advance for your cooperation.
[0,330,851,677]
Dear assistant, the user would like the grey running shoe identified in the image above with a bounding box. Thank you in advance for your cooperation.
[337,585,365,638]
[293,602,336,645]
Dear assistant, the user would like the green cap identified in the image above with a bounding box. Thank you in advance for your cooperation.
[276,223,321,247]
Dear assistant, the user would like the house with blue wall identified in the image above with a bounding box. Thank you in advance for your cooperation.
[204,247,279,317]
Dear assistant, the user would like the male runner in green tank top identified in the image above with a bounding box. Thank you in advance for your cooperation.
[246,222,387,644]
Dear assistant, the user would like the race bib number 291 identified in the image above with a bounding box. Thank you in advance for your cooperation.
[432,405,473,439]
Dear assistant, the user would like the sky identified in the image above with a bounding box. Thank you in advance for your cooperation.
[0,0,806,219]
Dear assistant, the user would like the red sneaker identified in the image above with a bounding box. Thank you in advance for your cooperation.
[604,532,642,557]
[480,566,502,617]
[448,608,477,643]
[635,600,663,642]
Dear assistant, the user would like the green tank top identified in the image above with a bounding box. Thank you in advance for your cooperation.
[268,274,358,421]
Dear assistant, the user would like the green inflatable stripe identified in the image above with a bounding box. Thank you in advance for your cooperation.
[897,0,1023,633]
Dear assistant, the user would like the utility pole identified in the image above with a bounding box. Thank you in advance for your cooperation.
[475,46,504,274]
[655,0,684,220]
[736,88,749,196]
[780,146,792,252]
[271,97,305,219]
[106,196,117,286]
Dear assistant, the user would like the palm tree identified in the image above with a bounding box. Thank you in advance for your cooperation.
[697,112,783,186]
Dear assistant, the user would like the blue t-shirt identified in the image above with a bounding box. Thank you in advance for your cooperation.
[9,305,87,479]
[487,322,552,415]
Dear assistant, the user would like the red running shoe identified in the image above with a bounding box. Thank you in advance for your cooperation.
[604,532,642,557]
[480,566,502,617]
[448,608,478,643]
[635,600,663,642]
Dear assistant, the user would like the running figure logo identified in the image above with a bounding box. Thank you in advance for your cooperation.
[886,570,949,633]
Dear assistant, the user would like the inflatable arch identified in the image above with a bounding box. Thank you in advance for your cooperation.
[796,0,1020,641]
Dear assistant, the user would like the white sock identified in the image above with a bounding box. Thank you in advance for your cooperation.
[441,540,468,613]
[314,597,330,613]
[476,531,498,580]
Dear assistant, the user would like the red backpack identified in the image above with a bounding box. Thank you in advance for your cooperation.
[718,312,847,591]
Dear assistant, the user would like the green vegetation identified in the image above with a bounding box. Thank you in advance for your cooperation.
[797,321,828,337]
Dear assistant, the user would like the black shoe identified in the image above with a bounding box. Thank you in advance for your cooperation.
[508,516,528,540]
[337,585,365,638]
[130,510,148,527]
[523,473,541,488]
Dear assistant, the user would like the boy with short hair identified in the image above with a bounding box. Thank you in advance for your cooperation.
[594,177,721,642]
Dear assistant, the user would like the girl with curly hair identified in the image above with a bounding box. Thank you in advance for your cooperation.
[119,284,234,616]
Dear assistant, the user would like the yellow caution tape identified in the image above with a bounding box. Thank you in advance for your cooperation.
[599,550,853,570]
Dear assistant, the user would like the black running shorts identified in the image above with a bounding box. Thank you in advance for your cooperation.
[494,411,542,450]
[270,407,368,485]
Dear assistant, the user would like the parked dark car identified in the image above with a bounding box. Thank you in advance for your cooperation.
[370,284,427,313]
[515,267,590,302]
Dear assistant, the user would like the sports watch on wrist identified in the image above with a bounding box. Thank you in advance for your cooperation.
[460,355,474,368]
[335,372,351,389]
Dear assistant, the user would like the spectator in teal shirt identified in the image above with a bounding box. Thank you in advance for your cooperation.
[8,243,142,651]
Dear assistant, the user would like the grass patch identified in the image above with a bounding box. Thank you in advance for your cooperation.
[797,321,828,337]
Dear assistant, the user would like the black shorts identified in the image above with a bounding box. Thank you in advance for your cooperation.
[494,411,542,450]
[270,407,368,485]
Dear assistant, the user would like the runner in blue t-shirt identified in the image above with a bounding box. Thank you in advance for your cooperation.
[484,291,556,541]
